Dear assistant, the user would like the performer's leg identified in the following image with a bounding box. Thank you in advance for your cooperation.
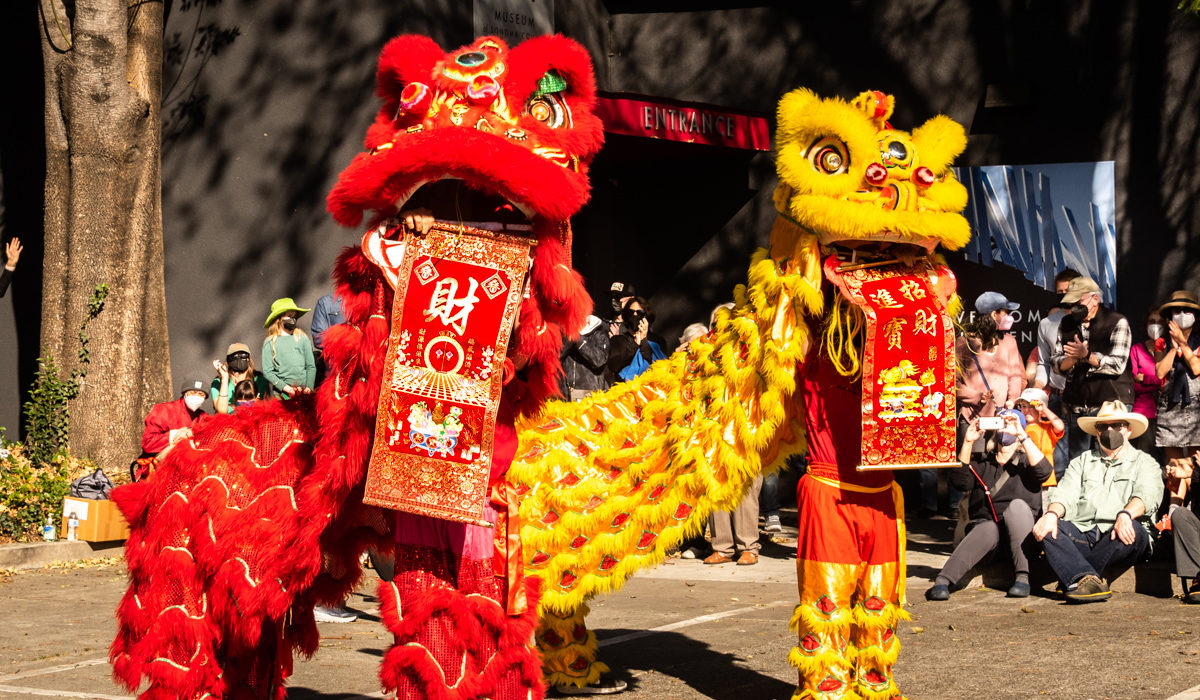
[536,603,609,689]
[851,561,905,700]
[790,559,860,700]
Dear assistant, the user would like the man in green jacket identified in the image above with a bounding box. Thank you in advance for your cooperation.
[1032,400,1163,603]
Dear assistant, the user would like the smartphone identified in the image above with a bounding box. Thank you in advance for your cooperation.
[978,416,1004,431]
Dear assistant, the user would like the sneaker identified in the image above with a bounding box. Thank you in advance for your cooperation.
[764,514,782,533]
[314,605,358,623]
[1064,575,1111,603]
[925,583,950,601]
[680,547,700,560]
[555,678,628,695]
[1006,581,1031,598]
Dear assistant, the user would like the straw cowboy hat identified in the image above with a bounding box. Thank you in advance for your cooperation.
[1077,400,1148,439]
[1158,290,1200,315]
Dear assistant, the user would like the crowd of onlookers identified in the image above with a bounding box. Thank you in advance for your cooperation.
[928,270,1200,604]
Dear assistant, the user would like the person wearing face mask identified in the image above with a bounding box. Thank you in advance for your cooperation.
[606,296,667,382]
[211,343,272,414]
[133,372,212,481]
[1034,269,1082,476]
[926,409,1051,601]
[1032,400,1163,603]
[1129,308,1166,455]
[1153,291,1200,466]
[1163,453,1200,603]
[1051,276,1135,463]
[933,292,1026,519]
[262,298,317,399]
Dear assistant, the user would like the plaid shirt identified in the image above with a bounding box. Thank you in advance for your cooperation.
[1051,316,1131,377]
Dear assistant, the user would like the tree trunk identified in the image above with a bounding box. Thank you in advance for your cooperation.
[39,0,171,468]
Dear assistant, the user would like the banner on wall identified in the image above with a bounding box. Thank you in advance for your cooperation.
[949,161,1117,359]
[474,0,553,42]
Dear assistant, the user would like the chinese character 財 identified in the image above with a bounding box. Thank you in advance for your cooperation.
[914,308,939,336]
[425,277,481,334]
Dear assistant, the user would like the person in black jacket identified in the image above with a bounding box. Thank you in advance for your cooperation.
[0,238,21,298]
[1166,455,1200,603]
[927,409,1052,601]
[558,315,611,400]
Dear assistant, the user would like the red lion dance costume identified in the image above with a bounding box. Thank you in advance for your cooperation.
[112,34,603,700]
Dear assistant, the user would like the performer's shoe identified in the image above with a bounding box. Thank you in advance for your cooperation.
[736,551,759,566]
[764,514,782,533]
[555,678,629,695]
[1006,581,1031,598]
[925,583,950,601]
[703,552,734,565]
[1064,575,1111,603]
[313,605,358,623]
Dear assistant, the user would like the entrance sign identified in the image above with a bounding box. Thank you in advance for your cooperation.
[596,92,770,151]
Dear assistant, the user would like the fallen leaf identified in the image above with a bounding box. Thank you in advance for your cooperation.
[910,627,925,634]
[948,624,956,631]
[730,598,739,601]
[1020,605,1036,613]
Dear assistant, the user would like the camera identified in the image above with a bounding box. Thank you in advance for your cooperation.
[978,416,1004,431]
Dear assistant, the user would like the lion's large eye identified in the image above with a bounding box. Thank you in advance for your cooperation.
[807,136,849,175]
[525,70,572,129]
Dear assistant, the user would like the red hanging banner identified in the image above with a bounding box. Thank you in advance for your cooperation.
[824,257,959,471]
[363,222,535,524]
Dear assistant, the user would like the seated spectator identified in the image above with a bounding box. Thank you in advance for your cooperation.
[211,343,272,414]
[927,410,1051,601]
[1015,388,1065,494]
[233,380,259,409]
[134,372,211,480]
[559,314,611,401]
[1,237,21,298]
[607,297,666,382]
[1032,401,1164,603]
[1165,455,1200,603]
[262,298,316,399]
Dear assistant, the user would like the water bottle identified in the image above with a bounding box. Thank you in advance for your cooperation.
[67,511,79,541]
[43,516,56,541]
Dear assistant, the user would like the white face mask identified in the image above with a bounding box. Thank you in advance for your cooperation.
[184,395,205,412]
[1147,323,1164,340]
[1174,311,1196,330]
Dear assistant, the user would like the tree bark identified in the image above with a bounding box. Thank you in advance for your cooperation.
[39,0,171,468]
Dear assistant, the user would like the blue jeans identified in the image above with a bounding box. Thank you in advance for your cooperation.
[919,468,962,513]
[1064,404,1099,465]
[1048,393,1071,480]
[760,471,780,518]
[1040,519,1150,587]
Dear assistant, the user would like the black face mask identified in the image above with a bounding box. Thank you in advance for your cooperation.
[227,355,250,373]
[282,317,298,331]
[1099,428,1124,451]
[611,297,624,315]
[1069,304,1088,323]
[624,308,646,328]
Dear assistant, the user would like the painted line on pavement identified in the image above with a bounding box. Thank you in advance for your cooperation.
[598,600,794,647]
[0,660,109,683]
[1165,682,1200,700]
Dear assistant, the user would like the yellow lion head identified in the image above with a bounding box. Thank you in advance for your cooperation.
[773,89,970,251]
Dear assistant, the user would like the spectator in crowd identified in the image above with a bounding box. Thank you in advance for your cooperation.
[926,410,1051,601]
[1052,276,1134,461]
[710,302,735,331]
[676,323,708,353]
[310,291,346,384]
[134,372,211,481]
[0,238,21,298]
[262,298,316,399]
[233,380,259,409]
[211,343,271,414]
[1032,400,1163,603]
[1154,291,1200,465]
[607,297,666,382]
[705,474,763,566]
[1014,388,1065,505]
[1165,454,1200,603]
[1130,307,1166,455]
[607,281,634,326]
[1036,268,1082,475]
[559,314,611,401]
[931,292,1026,518]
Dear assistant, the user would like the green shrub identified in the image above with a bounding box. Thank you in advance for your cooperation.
[0,432,73,542]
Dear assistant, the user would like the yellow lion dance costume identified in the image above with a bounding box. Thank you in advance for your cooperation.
[513,88,970,699]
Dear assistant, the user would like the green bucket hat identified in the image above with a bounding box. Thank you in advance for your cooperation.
[264,298,311,328]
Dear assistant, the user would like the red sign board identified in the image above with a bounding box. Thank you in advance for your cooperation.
[595,92,770,151]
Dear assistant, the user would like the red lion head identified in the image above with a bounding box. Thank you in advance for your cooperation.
[327,35,605,414]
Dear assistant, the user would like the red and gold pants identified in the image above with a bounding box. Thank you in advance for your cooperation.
[790,470,908,700]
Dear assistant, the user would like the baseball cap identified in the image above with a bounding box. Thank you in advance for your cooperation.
[1060,276,1100,304]
[1018,388,1049,406]
[996,408,1028,430]
[609,281,635,297]
[975,291,1019,315]
[226,343,251,357]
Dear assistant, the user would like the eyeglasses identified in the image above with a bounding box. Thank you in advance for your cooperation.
[1095,422,1128,431]
[228,352,250,361]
